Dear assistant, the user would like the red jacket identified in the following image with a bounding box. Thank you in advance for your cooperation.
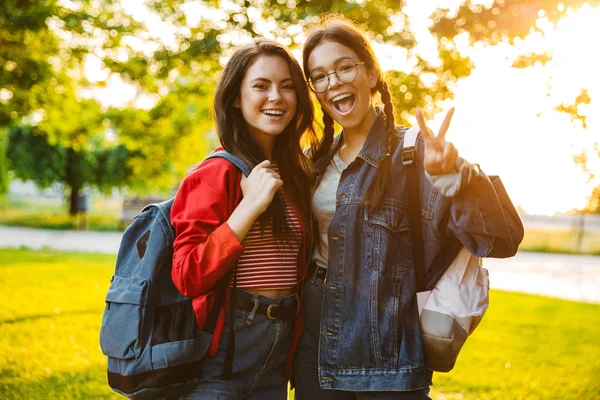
[170,150,308,377]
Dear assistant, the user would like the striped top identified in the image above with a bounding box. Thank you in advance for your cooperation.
[235,169,303,290]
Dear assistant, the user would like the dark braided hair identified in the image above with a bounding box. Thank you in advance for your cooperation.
[303,16,397,211]
[311,110,336,162]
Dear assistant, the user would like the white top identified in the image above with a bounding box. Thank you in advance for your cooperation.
[310,151,350,270]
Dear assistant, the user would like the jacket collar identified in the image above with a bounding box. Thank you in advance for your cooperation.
[356,109,388,168]
[315,109,388,174]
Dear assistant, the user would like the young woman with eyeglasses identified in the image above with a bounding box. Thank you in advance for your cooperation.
[292,16,524,399]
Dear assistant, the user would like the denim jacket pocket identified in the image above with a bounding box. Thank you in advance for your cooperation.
[365,203,412,277]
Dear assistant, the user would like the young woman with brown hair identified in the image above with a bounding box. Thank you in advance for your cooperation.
[171,38,317,399]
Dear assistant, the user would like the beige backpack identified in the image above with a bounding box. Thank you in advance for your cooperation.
[403,127,490,372]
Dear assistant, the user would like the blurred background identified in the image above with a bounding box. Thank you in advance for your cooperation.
[1,0,599,399]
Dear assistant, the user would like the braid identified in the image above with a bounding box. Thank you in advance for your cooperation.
[379,81,396,152]
[312,108,335,162]
[364,80,396,211]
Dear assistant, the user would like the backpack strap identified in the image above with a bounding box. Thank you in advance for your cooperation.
[141,151,251,238]
[204,150,251,177]
[138,151,251,369]
[403,128,427,293]
[402,127,420,166]
[200,150,251,380]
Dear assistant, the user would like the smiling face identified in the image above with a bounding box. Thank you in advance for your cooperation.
[307,41,378,133]
[235,55,297,151]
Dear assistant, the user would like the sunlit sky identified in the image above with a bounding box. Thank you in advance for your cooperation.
[81,0,600,215]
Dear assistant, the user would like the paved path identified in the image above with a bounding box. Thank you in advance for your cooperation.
[1,225,599,304]
[0,225,123,254]
[484,253,600,304]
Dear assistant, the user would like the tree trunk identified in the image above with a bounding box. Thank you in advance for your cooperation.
[68,185,80,216]
[576,211,585,252]
[65,148,83,216]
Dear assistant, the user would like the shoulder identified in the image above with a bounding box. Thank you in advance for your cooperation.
[393,125,409,139]
[182,151,244,195]
[392,125,426,149]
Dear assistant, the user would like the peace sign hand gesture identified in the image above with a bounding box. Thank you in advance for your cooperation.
[416,107,459,175]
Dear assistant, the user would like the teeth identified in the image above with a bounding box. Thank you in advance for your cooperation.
[332,93,353,103]
[262,110,285,116]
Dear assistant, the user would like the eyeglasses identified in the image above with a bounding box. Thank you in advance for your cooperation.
[307,61,366,93]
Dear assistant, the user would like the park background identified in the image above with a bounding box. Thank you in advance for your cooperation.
[1,0,599,399]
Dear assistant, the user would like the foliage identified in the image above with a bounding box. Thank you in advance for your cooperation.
[2,248,600,399]
[107,0,469,125]
[430,0,600,44]
[1,0,215,203]
[0,0,142,126]
[387,47,473,124]
[555,89,591,130]
[429,0,600,70]
[555,89,599,214]
[0,0,58,126]
[429,1,600,214]
[2,0,479,207]
[6,123,137,215]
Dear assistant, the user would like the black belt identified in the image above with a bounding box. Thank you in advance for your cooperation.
[233,295,299,320]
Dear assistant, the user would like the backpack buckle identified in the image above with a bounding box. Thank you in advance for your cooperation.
[402,147,415,165]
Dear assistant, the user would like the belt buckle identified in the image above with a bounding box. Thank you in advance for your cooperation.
[266,304,279,320]
[316,267,327,283]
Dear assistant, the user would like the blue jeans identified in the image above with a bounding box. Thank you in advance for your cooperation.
[293,270,432,400]
[180,289,295,399]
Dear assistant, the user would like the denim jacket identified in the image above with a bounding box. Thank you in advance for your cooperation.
[310,113,524,391]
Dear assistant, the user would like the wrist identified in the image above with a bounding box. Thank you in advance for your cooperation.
[237,197,263,220]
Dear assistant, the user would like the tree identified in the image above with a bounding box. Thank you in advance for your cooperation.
[429,0,600,70]
[555,89,599,213]
[430,0,600,217]
[0,0,143,127]
[3,0,477,213]
[99,0,474,124]
[430,0,600,43]
[7,123,137,215]
[0,0,150,204]
[554,88,599,249]
[1,0,215,205]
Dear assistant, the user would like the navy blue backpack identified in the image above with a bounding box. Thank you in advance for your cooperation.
[100,151,250,399]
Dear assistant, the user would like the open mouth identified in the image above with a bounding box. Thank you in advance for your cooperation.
[331,93,355,115]
[261,109,286,118]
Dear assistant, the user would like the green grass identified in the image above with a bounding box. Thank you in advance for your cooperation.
[1,249,119,399]
[1,249,599,399]
[429,291,600,399]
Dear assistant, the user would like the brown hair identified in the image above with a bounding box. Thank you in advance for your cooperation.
[303,16,396,211]
[215,38,318,236]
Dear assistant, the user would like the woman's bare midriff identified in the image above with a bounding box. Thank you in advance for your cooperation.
[243,288,295,298]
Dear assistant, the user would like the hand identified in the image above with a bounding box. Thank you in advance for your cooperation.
[416,107,459,175]
[239,160,283,217]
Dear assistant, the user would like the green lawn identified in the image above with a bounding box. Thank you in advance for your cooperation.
[1,249,599,399]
